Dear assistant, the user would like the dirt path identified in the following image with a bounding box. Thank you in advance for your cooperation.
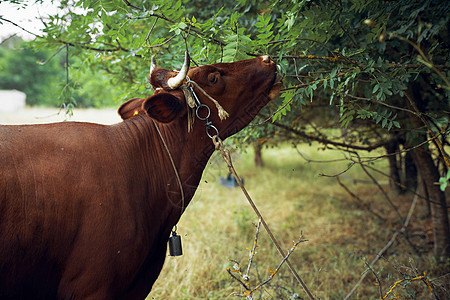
[0,107,122,125]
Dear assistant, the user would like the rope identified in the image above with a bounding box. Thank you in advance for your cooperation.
[152,120,185,217]
[212,136,315,300]
[187,80,229,120]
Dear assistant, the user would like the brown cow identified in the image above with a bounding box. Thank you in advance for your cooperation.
[0,53,281,299]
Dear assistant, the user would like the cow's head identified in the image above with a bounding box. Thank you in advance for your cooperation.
[118,52,282,139]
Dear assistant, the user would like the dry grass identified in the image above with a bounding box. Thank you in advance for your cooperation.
[148,144,449,299]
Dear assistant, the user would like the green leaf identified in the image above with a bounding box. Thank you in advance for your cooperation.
[102,0,117,12]
[255,21,265,28]
[387,121,393,131]
[373,84,379,93]
[173,0,182,11]
[330,68,337,78]
[439,176,448,191]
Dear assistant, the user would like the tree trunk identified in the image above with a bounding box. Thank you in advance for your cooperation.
[385,139,403,193]
[406,85,450,259]
[403,150,417,191]
[417,173,431,218]
[254,143,264,167]
[412,149,450,258]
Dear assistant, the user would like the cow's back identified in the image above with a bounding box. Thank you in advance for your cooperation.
[0,122,151,298]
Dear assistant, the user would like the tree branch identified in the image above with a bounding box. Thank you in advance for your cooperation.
[336,176,388,222]
[0,16,43,39]
[355,153,405,224]
[344,93,419,116]
[363,258,383,298]
[56,40,131,54]
[261,114,387,151]
[272,53,450,70]
[122,0,141,10]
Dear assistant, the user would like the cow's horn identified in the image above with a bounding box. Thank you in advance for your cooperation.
[167,51,190,89]
[149,55,157,75]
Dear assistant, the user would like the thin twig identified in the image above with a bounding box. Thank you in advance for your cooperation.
[0,16,43,39]
[231,234,306,298]
[145,17,159,42]
[293,144,350,164]
[245,235,306,298]
[392,33,450,89]
[355,153,405,224]
[336,176,388,222]
[336,7,359,48]
[122,0,141,10]
[344,189,418,299]
[345,93,419,116]
[227,263,251,293]
[319,162,356,177]
[361,163,441,205]
[381,274,431,300]
[363,258,383,298]
[56,39,130,53]
[148,34,177,48]
[246,219,262,279]
[263,115,387,151]
[354,128,447,164]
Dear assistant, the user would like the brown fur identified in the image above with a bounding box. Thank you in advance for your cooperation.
[0,56,280,299]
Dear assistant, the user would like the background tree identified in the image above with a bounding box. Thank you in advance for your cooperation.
[0,36,128,107]
[263,0,450,259]
[0,36,64,105]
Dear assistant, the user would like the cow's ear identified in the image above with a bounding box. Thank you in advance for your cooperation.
[118,98,146,120]
[143,93,184,123]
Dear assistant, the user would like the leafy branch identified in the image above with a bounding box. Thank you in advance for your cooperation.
[391,33,450,90]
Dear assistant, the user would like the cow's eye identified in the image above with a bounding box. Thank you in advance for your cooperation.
[208,73,218,84]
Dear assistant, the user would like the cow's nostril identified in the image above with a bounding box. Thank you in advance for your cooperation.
[261,55,271,63]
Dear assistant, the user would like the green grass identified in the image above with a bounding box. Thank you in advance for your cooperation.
[147,143,448,299]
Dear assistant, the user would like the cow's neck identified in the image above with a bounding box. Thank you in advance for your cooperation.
[153,116,217,203]
[114,114,216,225]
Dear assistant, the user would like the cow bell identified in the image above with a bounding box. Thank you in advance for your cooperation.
[168,230,183,256]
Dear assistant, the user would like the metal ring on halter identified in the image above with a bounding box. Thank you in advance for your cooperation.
[206,122,219,139]
[189,85,202,107]
[196,104,210,121]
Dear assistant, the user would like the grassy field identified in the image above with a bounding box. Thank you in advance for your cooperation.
[2,108,447,299]
[148,144,449,299]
